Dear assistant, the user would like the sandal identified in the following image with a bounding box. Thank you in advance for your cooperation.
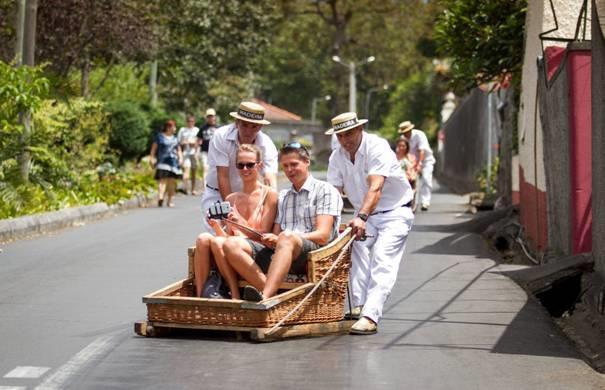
[242,285,264,302]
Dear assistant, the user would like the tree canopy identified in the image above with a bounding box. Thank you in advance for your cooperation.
[434,0,527,90]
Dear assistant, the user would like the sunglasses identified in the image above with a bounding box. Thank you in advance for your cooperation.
[283,142,305,149]
[236,162,258,170]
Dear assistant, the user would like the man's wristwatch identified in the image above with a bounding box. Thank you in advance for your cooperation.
[357,212,369,222]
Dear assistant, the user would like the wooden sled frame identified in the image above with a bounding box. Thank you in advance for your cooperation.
[135,228,354,341]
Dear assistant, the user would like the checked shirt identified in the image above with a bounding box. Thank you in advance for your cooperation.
[276,175,343,241]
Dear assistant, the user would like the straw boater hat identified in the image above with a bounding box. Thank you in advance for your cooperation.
[229,101,271,125]
[398,121,415,134]
[325,112,368,135]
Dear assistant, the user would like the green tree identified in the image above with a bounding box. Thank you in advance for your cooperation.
[434,0,526,205]
[434,0,527,90]
[157,0,277,111]
[0,0,160,96]
[256,0,442,125]
[380,67,447,143]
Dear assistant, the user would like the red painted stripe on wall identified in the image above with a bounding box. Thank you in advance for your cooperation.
[567,49,593,254]
[519,166,548,252]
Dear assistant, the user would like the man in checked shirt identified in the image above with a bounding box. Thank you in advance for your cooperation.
[223,142,343,302]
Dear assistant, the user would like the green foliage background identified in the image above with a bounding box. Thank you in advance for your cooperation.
[1,0,505,219]
[434,0,527,91]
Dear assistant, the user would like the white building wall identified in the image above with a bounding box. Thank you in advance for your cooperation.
[518,0,588,191]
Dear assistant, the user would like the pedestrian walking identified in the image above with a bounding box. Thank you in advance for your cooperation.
[395,136,417,188]
[149,119,183,207]
[398,121,436,211]
[199,101,278,233]
[177,114,200,195]
[326,112,414,335]
[197,108,219,188]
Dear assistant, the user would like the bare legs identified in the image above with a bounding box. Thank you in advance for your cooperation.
[193,233,214,296]
[190,163,197,194]
[210,236,241,299]
[166,178,176,206]
[263,232,302,298]
[193,234,238,298]
[223,232,302,299]
[158,178,176,207]
[223,237,267,293]
[181,160,198,195]
[158,179,167,206]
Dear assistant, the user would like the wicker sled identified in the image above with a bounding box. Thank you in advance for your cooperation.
[135,228,354,341]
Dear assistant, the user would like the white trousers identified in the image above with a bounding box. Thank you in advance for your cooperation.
[350,205,414,324]
[199,187,222,234]
[418,161,434,206]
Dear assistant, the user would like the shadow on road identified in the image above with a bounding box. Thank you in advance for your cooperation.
[380,207,581,360]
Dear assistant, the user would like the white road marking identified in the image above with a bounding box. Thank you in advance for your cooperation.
[34,335,115,390]
[4,366,50,378]
[0,386,27,390]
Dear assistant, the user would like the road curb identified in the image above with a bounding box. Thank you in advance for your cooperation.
[0,192,156,244]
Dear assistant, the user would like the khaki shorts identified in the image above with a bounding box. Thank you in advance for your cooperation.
[182,154,198,169]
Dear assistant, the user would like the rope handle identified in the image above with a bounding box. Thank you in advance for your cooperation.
[265,234,356,336]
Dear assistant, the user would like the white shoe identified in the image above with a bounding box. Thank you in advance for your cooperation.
[345,305,363,320]
[350,317,377,335]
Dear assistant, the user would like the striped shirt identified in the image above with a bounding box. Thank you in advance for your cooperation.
[276,175,343,241]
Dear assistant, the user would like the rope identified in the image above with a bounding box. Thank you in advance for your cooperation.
[265,235,356,336]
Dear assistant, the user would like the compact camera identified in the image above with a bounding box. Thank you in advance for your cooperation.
[208,201,231,219]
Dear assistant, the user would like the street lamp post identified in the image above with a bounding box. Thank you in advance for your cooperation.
[311,95,331,123]
[332,55,375,112]
[364,84,388,122]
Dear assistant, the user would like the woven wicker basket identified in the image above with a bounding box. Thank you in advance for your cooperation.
[143,228,353,328]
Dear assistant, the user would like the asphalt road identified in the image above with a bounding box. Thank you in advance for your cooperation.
[0,179,604,389]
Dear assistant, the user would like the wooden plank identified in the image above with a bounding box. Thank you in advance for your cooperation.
[134,321,148,336]
[241,283,315,309]
[143,295,251,308]
[187,248,195,279]
[143,278,192,299]
[307,228,352,262]
[149,321,256,332]
[136,320,354,341]
[237,280,306,290]
[251,320,355,342]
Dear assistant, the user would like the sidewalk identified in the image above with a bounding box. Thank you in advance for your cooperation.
[370,182,604,388]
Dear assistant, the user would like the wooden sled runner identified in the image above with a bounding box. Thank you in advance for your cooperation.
[135,228,355,342]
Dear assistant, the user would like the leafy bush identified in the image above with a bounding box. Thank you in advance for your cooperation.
[106,101,150,161]
[89,63,150,105]
[0,164,155,219]
[0,61,50,183]
[32,98,110,183]
[477,157,499,195]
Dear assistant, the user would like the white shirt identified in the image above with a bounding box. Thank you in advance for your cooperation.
[327,132,413,212]
[177,126,199,156]
[408,129,435,164]
[206,123,278,192]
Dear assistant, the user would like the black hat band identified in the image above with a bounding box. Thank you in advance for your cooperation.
[238,109,264,121]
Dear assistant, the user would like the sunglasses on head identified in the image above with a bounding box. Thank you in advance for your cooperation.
[283,142,304,149]
[236,162,258,170]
